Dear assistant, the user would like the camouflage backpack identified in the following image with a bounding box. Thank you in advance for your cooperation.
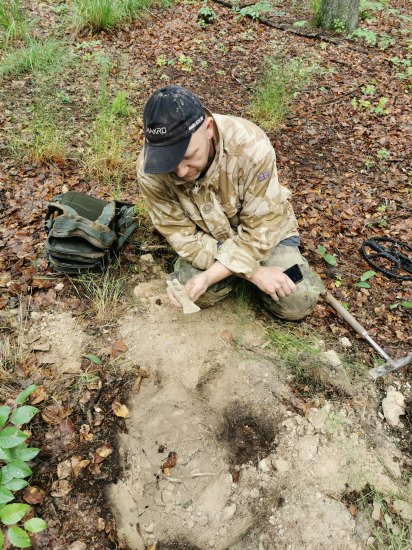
[45,191,137,274]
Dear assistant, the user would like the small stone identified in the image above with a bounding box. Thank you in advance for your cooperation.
[140,254,154,263]
[340,337,352,348]
[223,504,237,520]
[208,539,215,547]
[392,499,412,521]
[372,500,382,522]
[382,387,405,427]
[391,524,401,536]
[320,350,342,368]
[250,488,260,499]
[30,311,41,319]
[54,283,64,291]
[144,524,154,533]
[384,513,392,526]
[366,537,375,546]
[258,458,271,473]
[67,543,86,550]
[272,458,289,474]
[268,515,276,526]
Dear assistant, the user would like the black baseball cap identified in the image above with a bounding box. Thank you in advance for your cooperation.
[143,85,205,174]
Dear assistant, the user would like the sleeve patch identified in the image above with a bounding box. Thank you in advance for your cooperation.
[257,171,270,182]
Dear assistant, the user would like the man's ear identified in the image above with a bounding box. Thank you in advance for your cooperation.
[205,116,214,139]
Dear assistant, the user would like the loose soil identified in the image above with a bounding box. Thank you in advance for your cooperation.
[1,0,411,549]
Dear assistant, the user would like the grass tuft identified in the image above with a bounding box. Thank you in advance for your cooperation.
[0,38,67,78]
[267,324,320,376]
[74,265,128,321]
[249,56,319,129]
[73,0,121,34]
[0,0,28,43]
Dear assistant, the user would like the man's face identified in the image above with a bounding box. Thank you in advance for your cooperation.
[173,117,214,182]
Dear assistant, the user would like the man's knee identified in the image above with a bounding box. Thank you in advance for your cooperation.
[168,257,233,307]
[261,263,323,320]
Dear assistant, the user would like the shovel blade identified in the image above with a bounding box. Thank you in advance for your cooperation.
[369,353,412,379]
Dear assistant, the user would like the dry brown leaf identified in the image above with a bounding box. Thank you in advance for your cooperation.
[30,386,47,405]
[23,486,45,505]
[97,518,105,531]
[112,401,130,418]
[79,424,94,442]
[51,479,72,498]
[93,443,113,464]
[132,368,149,393]
[110,339,128,358]
[57,459,72,480]
[162,451,177,473]
[71,455,90,478]
[41,404,69,425]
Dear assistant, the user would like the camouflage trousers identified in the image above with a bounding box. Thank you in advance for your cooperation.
[168,244,324,321]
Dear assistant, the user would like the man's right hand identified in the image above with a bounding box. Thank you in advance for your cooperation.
[249,265,296,301]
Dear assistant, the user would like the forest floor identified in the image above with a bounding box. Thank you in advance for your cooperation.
[0,0,411,548]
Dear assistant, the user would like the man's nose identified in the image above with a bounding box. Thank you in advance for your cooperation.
[175,162,188,178]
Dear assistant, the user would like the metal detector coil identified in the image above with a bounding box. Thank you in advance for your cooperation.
[360,237,412,281]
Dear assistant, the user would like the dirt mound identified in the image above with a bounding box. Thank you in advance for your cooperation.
[108,280,411,550]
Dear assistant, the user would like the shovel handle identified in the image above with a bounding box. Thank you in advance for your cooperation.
[325,292,367,337]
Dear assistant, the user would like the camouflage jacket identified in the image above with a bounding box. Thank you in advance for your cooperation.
[137,113,298,278]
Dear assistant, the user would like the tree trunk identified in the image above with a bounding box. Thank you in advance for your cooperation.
[316,0,360,34]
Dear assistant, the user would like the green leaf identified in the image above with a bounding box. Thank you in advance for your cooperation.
[7,526,31,548]
[10,445,39,462]
[389,303,399,310]
[317,244,326,256]
[3,479,28,491]
[15,385,37,406]
[1,460,32,483]
[355,281,371,288]
[24,517,46,533]
[0,447,12,461]
[324,254,337,266]
[401,301,412,308]
[0,407,10,429]
[10,406,38,427]
[0,486,14,505]
[0,428,28,449]
[360,270,376,282]
[84,354,102,365]
[0,503,30,525]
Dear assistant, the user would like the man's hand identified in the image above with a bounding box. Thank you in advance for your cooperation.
[249,265,296,301]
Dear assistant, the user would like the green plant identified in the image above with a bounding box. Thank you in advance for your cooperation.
[0,385,47,548]
[73,0,120,33]
[0,39,67,78]
[0,0,28,43]
[197,5,216,28]
[120,0,151,21]
[249,56,318,129]
[361,84,376,95]
[317,244,337,266]
[111,90,130,117]
[177,53,193,72]
[377,148,389,160]
[351,28,377,46]
[371,96,389,115]
[364,157,375,170]
[355,270,376,288]
[74,264,127,320]
[267,325,320,376]
[332,18,345,33]
[235,0,272,20]
[389,301,412,310]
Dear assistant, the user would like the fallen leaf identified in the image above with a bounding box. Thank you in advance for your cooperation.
[97,518,105,531]
[23,486,45,504]
[93,443,113,464]
[51,479,72,497]
[71,455,90,478]
[112,401,130,418]
[232,470,240,483]
[30,386,47,405]
[41,404,70,425]
[110,340,128,358]
[79,424,94,442]
[57,459,72,480]
[132,368,149,393]
[162,451,177,473]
